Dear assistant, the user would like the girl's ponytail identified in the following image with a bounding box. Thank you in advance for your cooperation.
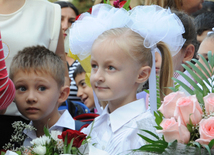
[157,41,174,100]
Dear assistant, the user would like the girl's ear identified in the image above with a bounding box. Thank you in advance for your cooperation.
[182,44,195,63]
[136,66,151,84]
[58,86,70,105]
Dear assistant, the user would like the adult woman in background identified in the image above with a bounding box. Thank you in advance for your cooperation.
[0,0,69,148]
[144,0,204,15]
[55,1,81,102]
[0,0,69,114]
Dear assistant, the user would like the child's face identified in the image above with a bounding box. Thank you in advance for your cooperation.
[196,38,214,75]
[13,71,61,123]
[90,41,141,105]
[155,52,162,75]
[197,30,211,44]
[75,73,95,109]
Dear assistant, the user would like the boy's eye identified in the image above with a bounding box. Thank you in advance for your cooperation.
[81,81,86,87]
[18,86,26,92]
[38,86,46,91]
[108,66,115,70]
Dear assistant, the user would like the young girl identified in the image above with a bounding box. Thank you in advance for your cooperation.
[69,4,184,154]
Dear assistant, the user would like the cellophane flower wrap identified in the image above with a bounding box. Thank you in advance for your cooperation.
[135,51,214,155]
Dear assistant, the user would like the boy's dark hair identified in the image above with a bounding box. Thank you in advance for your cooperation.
[194,12,214,36]
[192,1,214,17]
[54,1,79,16]
[73,64,85,81]
[10,45,65,87]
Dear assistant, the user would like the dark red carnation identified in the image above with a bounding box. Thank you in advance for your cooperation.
[58,129,87,148]
[113,0,120,8]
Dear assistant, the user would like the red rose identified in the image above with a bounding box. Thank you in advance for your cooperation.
[119,1,132,9]
[58,129,87,148]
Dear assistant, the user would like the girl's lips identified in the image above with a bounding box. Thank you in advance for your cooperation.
[63,33,67,37]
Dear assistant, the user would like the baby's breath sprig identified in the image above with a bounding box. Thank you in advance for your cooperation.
[2,121,36,151]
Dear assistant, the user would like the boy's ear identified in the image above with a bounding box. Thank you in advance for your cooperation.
[182,44,195,63]
[58,86,70,105]
[136,66,151,84]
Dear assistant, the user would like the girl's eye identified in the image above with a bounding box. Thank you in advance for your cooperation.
[38,86,46,91]
[18,86,26,92]
[69,19,75,24]
[91,64,98,69]
[108,66,115,71]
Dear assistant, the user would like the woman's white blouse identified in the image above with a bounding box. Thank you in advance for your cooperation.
[82,99,156,155]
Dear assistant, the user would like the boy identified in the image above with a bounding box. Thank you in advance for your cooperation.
[73,65,95,112]
[194,12,214,43]
[9,46,74,146]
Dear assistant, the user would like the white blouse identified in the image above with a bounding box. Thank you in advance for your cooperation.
[82,99,156,155]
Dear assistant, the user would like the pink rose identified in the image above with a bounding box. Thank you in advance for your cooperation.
[159,91,186,118]
[174,95,203,125]
[204,93,214,115]
[157,117,190,144]
[196,117,214,145]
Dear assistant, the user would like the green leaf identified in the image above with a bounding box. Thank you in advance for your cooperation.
[186,61,211,86]
[208,51,214,68]
[169,87,178,92]
[192,59,212,79]
[193,141,201,155]
[194,88,204,105]
[178,67,204,93]
[140,129,160,140]
[137,134,156,143]
[67,138,74,154]
[187,124,193,133]
[44,126,51,137]
[154,111,163,127]
[202,144,211,155]
[16,151,22,155]
[135,141,168,153]
[154,126,163,130]
[107,0,111,5]
[198,54,212,73]
[122,0,131,11]
[208,139,214,149]
[172,77,194,95]
[1,151,6,155]
[64,133,68,153]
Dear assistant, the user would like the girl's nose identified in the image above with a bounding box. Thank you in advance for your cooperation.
[94,69,105,82]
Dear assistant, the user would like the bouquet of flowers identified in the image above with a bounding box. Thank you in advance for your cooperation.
[2,127,88,155]
[135,51,214,155]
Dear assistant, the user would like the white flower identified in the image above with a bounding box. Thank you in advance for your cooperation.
[50,130,62,141]
[32,146,46,155]
[30,135,51,146]
[50,130,64,150]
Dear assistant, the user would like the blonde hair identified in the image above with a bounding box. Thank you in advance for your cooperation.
[157,41,173,99]
[10,46,65,88]
[94,28,173,100]
[144,0,182,11]
[94,28,152,67]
